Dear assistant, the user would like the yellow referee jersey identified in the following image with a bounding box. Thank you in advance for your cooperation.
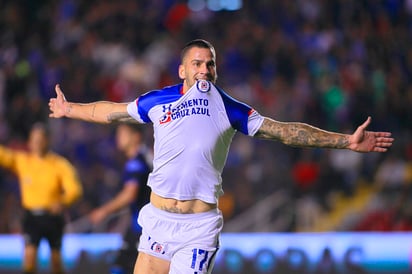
[0,145,82,210]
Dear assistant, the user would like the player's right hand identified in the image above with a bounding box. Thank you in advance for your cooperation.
[89,208,107,224]
[49,84,68,118]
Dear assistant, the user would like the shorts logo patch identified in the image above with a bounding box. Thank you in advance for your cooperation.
[197,80,210,93]
[150,241,166,254]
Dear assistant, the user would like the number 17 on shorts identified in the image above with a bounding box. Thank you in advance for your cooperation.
[190,248,217,273]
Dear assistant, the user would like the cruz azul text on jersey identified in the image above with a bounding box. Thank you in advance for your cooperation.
[159,98,210,124]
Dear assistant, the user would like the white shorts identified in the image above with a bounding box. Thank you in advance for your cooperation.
[137,203,223,274]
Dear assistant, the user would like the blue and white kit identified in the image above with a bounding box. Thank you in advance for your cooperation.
[127,80,264,273]
[127,80,264,204]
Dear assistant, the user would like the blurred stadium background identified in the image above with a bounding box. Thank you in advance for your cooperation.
[1,0,412,273]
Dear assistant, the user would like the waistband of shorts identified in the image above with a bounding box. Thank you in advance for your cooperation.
[25,208,50,215]
[147,203,221,222]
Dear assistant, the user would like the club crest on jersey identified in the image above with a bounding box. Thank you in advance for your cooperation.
[197,80,210,93]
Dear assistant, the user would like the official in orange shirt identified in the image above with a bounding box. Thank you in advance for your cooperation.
[0,122,83,274]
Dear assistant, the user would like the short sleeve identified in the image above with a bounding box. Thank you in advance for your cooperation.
[247,109,264,136]
[127,99,148,123]
[215,84,264,136]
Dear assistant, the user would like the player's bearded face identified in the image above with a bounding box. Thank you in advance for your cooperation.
[180,47,217,88]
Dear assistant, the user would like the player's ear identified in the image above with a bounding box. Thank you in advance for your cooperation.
[178,64,185,80]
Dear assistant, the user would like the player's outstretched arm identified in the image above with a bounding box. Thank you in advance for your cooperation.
[89,183,137,224]
[49,84,135,124]
[254,116,394,153]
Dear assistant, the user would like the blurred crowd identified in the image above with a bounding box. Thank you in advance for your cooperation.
[0,0,412,234]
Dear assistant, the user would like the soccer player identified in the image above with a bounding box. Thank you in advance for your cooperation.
[48,39,393,274]
[0,122,83,274]
[88,122,151,274]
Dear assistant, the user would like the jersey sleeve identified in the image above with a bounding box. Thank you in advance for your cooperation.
[246,109,265,136]
[216,86,264,136]
[127,99,149,123]
[127,84,183,124]
[0,145,18,173]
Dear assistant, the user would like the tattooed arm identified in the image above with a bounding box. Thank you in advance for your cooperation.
[254,117,394,153]
[48,84,137,124]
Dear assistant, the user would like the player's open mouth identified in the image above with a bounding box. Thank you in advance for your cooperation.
[196,77,212,81]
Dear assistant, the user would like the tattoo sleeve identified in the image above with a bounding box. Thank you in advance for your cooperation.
[107,112,138,123]
[255,117,349,149]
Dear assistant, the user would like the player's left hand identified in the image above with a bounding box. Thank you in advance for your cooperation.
[348,116,394,152]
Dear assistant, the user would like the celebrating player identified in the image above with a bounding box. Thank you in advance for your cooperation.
[49,39,393,274]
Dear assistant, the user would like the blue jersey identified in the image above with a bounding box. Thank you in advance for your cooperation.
[127,80,264,204]
[122,148,151,232]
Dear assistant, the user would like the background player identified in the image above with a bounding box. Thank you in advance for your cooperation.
[0,122,83,274]
[88,122,151,274]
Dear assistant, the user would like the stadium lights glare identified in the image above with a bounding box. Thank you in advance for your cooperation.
[188,0,242,12]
